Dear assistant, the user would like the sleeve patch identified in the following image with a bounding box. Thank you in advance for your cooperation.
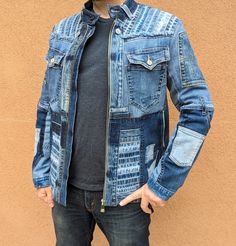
[169,125,205,167]
[34,128,41,156]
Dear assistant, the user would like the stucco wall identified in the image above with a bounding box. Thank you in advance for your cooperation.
[0,0,235,245]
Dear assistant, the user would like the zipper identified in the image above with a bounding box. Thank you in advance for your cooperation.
[59,24,93,203]
[162,109,165,148]
[100,18,116,213]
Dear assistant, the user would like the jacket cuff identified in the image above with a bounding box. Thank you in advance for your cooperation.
[146,176,175,201]
[33,176,51,188]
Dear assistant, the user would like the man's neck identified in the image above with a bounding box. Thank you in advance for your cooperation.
[92,0,122,18]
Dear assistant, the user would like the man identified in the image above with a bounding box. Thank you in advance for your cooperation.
[32,0,214,245]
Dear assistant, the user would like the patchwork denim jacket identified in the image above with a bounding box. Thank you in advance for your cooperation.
[32,0,214,212]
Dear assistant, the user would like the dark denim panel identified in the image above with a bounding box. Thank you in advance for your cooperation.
[51,183,151,246]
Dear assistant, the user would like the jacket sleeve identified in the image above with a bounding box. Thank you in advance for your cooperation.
[31,26,55,188]
[146,18,215,201]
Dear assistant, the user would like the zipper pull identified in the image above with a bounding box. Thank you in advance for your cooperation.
[100,198,106,213]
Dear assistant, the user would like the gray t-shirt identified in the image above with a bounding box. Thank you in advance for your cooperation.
[68,14,114,191]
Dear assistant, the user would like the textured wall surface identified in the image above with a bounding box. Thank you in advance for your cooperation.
[0,0,235,245]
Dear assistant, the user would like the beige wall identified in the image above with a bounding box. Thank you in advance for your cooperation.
[0,0,235,245]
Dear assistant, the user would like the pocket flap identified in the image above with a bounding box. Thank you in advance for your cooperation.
[127,47,170,70]
[45,48,65,67]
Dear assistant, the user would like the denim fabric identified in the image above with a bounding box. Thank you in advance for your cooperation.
[51,183,151,246]
[32,0,215,210]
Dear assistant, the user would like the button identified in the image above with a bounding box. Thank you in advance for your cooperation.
[50,57,55,64]
[147,55,152,65]
[89,15,94,20]
[115,28,121,34]
[147,59,152,65]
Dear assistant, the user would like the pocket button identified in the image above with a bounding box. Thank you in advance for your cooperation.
[146,54,153,65]
[147,59,153,65]
[50,57,55,64]
[115,28,121,34]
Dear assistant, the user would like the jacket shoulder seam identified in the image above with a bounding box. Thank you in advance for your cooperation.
[53,12,82,37]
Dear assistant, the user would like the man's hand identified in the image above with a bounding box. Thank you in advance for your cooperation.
[119,183,167,214]
[36,186,54,208]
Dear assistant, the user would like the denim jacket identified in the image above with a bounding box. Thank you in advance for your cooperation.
[32,0,214,212]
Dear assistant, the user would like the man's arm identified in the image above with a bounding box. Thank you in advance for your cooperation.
[32,25,55,189]
[146,18,215,201]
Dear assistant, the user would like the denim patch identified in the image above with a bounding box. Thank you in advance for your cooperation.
[169,126,205,167]
[178,31,206,88]
[121,6,178,37]
[145,143,155,163]
[50,132,62,187]
[51,132,61,165]
[34,128,41,156]
[116,128,141,198]
[147,155,157,178]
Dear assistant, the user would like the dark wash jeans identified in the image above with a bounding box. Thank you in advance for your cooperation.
[51,183,151,246]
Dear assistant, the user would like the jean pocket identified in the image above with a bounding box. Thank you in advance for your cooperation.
[126,47,170,112]
[45,48,66,102]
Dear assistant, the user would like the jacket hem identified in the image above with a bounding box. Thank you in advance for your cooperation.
[33,176,51,188]
[146,177,175,201]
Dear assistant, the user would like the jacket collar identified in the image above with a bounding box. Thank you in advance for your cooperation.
[81,0,138,24]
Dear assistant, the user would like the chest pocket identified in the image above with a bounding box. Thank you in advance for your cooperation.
[45,48,66,107]
[126,47,170,112]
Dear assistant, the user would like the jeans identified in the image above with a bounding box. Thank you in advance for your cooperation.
[51,183,151,246]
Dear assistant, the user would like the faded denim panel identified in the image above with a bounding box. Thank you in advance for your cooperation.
[145,144,159,179]
[145,143,155,163]
[33,128,41,157]
[169,126,205,167]
[116,128,142,201]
